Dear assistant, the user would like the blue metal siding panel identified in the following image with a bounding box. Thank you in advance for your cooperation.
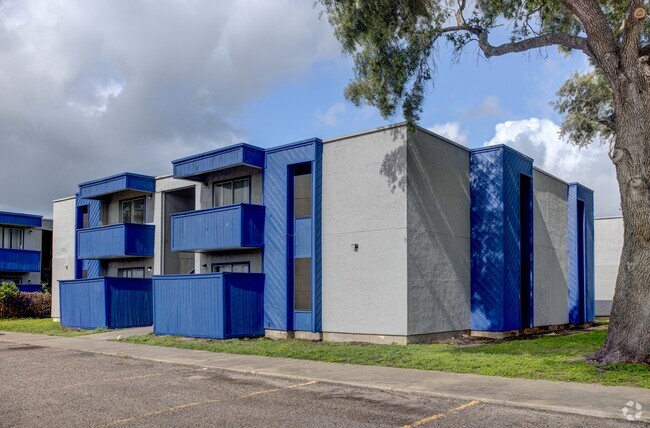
[470,148,506,331]
[60,278,107,329]
[171,204,264,252]
[312,142,323,333]
[294,218,312,258]
[294,311,311,331]
[502,150,533,331]
[0,249,41,272]
[77,224,154,259]
[568,184,595,323]
[263,140,320,331]
[0,212,42,228]
[124,224,156,257]
[105,278,153,328]
[470,147,533,332]
[78,173,155,199]
[224,274,265,337]
[172,144,265,180]
[153,274,225,338]
[75,197,102,279]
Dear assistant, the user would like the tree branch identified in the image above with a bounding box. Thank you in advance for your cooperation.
[621,1,646,69]
[438,25,590,58]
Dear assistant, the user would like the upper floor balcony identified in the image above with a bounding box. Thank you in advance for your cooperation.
[77,223,155,260]
[0,248,41,272]
[78,172,155,200]
[171,203,264,252]
[172,143,265,182]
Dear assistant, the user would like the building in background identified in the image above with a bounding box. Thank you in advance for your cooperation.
[51,123,595,342]
[0,211,52,292]
[594,216,623,316]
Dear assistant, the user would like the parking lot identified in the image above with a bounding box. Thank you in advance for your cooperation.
[0,341,634,427]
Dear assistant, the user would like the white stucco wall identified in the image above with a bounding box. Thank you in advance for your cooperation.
[321,126,409,336]
[406,130,471,335]
[51,196,77,320]
[595,216,623,316]
[532,169,569,327]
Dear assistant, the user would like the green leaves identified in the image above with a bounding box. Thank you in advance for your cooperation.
[552,70,614,147]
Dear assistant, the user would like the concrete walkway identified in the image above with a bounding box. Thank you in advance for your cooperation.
[0,330,648,423]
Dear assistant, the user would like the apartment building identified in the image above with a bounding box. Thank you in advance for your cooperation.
[52,123,595,342]
[0,211,52,291]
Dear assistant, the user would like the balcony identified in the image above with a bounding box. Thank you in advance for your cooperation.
[172,143,265,181]
[153,273,264,338]
[0,248,41,272]
[59,277,153,329]
[78,172,155,200]
[171,204,264,252]
[77,223,155,260]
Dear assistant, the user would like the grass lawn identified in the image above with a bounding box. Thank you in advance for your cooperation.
[123,329,650,389]
[0,318,104,337]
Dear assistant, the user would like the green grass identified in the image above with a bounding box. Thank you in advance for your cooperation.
[123,329,650,388]
[0,318,105,337]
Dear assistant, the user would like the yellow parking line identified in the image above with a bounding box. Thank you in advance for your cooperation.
[241,380,318,398]
[402,400,480,428]
[107,379,318,426]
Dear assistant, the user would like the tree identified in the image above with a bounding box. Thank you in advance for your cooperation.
[319,0,650,364]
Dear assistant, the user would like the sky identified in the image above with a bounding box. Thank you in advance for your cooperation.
[0,0,619,218]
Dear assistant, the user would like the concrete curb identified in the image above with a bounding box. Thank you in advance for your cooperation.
[0,331,648,424]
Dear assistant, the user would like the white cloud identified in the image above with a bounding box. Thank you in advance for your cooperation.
[316,102,347,127]
[484,118,619,217]
[427,122,468,145]
[462,95,504,118]
[0,0,339,215]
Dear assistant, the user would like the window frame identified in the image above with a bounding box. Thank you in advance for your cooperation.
[211,261,251,273]
[119,197,146,224]
[0,226,24,250]
[117,267,146,278]
[212,176,252,208]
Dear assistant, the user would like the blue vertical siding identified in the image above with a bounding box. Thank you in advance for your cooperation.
[60,278,107,329]
[75,196,101,278]
[0,248,41,272]
[172,144,265,180]
[263,139,322,332]
[153,273,264,338]
[470,146,533,332]
[0,211,42,227]
[312,142,323,333]
[106,278,153,328]
[77,224,155,259]
[170,204,264,251]
[78,173,155,199]
[60,277,152,329]
[568,183,595,323]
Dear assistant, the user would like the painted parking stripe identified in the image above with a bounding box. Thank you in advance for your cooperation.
[402,400,480,428]
[107,380,318,426]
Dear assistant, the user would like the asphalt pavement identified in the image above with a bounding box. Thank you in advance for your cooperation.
[0,341,637,427]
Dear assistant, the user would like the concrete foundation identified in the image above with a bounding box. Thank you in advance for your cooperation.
[471,323,594,339]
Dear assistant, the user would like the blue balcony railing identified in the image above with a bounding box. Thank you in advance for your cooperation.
[77,223,154,260]
[59,277,153,329]
[0,248,41,272]
[171,204,264,252]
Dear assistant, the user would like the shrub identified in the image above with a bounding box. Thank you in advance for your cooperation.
[0,282,51,318]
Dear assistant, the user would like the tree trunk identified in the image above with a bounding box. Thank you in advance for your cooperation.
[593,55,650,364]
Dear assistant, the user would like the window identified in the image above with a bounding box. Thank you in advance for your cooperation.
[294,258,312,311]
[213,178,250,208]
[211,262,250,273]
[0,227,23,250]
[118,267,145,278]
[120,198,145,224]
[294,168,312,218]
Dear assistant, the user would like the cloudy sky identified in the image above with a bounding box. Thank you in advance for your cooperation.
[0,1,618,217]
